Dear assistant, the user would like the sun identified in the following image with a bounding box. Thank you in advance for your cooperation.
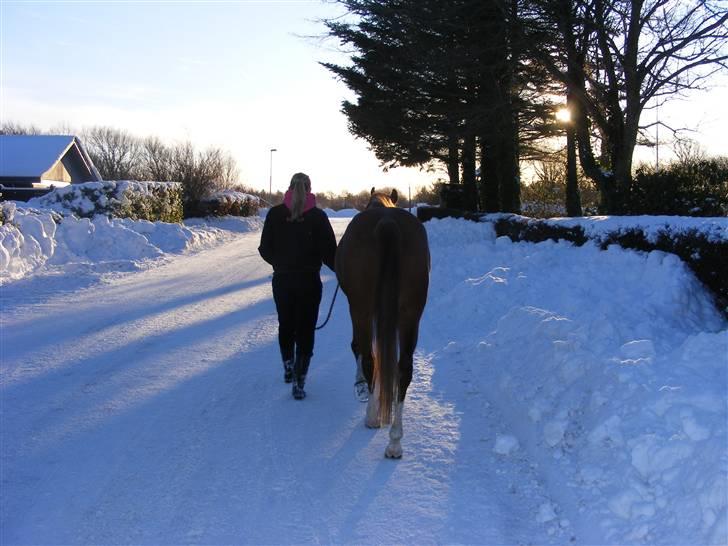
[555,107,572,123]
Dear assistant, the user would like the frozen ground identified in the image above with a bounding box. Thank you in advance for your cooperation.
[1,209,727,545]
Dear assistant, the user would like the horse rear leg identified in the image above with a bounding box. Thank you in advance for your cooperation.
[352,317,383,428]
[350,308,375,406]
[354,317,386,429]
[351,340,369,402]
[384,319,419,459]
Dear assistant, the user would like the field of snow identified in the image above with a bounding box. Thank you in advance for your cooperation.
[1,205,726,545]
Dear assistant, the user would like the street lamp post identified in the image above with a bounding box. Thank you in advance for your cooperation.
[269,148,277,201]
[655,103,660,170]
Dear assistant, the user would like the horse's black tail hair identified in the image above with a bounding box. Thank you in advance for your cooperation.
[373,216,400,425]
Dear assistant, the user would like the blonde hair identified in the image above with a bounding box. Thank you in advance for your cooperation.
[288,172,312,221]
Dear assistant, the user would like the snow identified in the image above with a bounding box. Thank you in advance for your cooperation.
[488,212,728,243]
[324,207,367,218]
[493,433,520,455]
[1,205,726,545]
[1,201,261,283]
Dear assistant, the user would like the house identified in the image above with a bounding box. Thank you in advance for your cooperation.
[0,135,102,200]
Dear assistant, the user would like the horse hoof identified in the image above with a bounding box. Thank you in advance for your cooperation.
[385,446,402,459]
[365,419,381,429]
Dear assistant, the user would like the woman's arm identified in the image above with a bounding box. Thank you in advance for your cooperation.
[258,209,275,266]
[317,213,337,272]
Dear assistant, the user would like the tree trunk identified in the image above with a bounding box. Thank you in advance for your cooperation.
[565,126,582,216]
[447,131,460,185]
[500,0,521,214]
[461,133,478,212]
[565,88,582,216]
[496,100,521,213]
[479,137,500,212]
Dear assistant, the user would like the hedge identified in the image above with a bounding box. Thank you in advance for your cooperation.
[27,181,184,223]
[185,190,260,218]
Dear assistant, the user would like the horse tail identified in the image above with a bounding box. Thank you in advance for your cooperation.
[373,216,400,425]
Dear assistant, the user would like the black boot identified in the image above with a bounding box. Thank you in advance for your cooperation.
[292,354,311,400]
[283,358,294,383]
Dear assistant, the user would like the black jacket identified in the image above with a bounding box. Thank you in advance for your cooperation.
[258,204,337,274]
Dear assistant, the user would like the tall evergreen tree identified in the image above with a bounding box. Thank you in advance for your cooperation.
[323,0,545,212]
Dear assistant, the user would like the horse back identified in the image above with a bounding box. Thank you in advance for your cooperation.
[336,208,429,309]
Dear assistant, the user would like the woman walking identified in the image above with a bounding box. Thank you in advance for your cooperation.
[258,172,337,399]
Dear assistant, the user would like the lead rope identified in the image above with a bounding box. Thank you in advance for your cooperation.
[315,283,340,330]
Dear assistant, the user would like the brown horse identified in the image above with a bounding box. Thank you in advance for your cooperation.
[335,188,430,458]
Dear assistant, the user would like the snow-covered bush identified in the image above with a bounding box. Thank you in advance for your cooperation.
[489,214,728,315]
[188,190,260,218]
[27,181,183,223]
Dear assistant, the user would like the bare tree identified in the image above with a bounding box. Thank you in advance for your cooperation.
[140,136,173,181]
[167,141,242,209]
[674,138,708,165]
[522,0,728,213]
[83,126,143,180]
[0,121,43,135]
[48,122,76,136]
[219,153,240,189]
[170,141,199,196]
[196,147,240,190]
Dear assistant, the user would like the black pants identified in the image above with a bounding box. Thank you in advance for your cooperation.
[272,271,323,362]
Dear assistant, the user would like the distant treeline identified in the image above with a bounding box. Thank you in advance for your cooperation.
[255,185,441,211]
[4,122,725,217]
[2,121,441,212]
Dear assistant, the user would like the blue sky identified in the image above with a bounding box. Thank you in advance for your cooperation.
[1,0,726,195]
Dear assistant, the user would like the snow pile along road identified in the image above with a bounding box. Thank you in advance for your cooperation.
[0,201,261,282]
[422,217,727,544]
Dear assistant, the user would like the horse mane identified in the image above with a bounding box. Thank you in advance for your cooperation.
[367,187,399,209]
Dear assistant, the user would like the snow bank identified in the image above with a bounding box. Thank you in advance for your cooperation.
[323,208,360,218]
[0,201,261,283]
[1,201,357,283]
[423,217,727,544]
[0,202,58,279]
[486,213,728,244]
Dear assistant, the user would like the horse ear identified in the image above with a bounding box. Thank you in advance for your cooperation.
[390,189,398,204]
[371,187,376,195]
